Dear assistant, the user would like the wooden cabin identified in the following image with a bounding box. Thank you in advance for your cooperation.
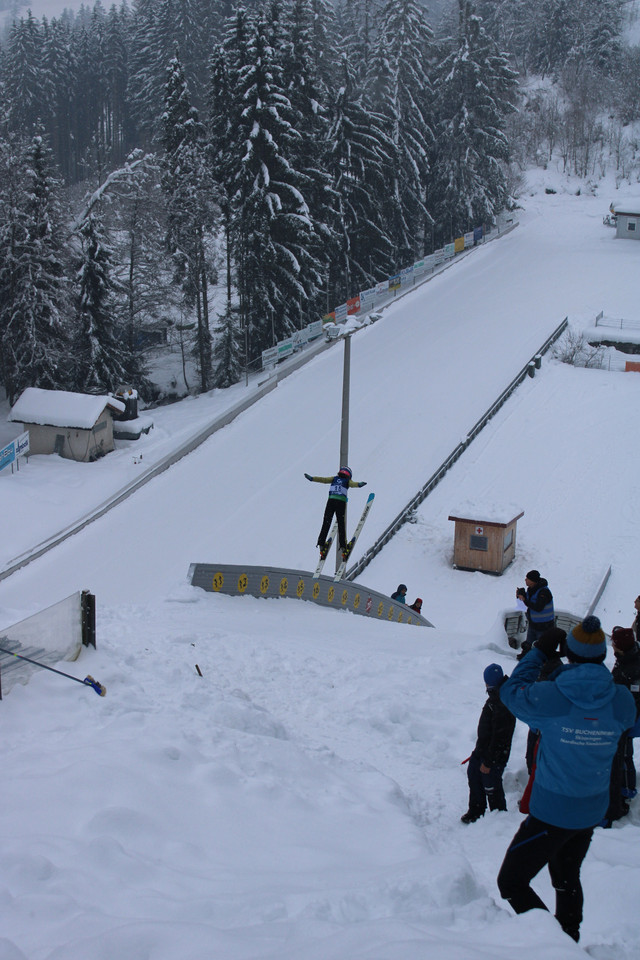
[448,506,524,575]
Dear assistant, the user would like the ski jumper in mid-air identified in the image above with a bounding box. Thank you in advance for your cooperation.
[304,466,367,557]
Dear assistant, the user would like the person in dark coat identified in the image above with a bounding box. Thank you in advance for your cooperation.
[391,584,407,603]
[633,594,640,643]
[516,570,555,658]
[409,597,423,613]
[497,617,636,943]
[460,664,516,823]
[603,625,640,825]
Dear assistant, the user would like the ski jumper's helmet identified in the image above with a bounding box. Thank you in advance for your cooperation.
[338,466,352,479]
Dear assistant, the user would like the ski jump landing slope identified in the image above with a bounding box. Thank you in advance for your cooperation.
[2,190,637,618]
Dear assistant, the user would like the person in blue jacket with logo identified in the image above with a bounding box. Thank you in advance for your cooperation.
[305,466,366,558]
[497,615,636,943]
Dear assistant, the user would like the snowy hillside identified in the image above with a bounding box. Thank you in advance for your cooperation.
[1,172,640,960]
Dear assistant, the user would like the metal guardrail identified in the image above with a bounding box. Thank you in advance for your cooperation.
[346,316,569,581]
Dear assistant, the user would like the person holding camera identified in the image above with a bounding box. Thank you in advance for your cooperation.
[515,570,555,659]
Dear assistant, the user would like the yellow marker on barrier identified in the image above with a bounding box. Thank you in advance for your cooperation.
[279,577,288,595]
[260,575,270,594]
[387,607,394,620]
[212,572,224,591]
[353,593,361,609]
[327,586,335,603]
[341,589,349,606]
[297,579,305,597]
[312,582,320,599]
[238,573,248,593]
[377,601,384,617]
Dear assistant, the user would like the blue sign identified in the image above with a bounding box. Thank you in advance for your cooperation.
[0,441,16,471]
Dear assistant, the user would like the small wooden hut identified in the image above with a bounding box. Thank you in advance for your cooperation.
[448,505,524,575]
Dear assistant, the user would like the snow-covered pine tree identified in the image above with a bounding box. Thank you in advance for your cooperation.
[212,303,245,388]
[430,0,518,243]
[161,52,215,393]
[231,13,320,358]
[3,12,46,134]
[0,133,70,403]
[73,212,129,395]
[41,16,78,182]
[103,3,132,166]
[366,0,435,267]
[325,54,394,301]
[281,0,337,324]
[208,43,236,309]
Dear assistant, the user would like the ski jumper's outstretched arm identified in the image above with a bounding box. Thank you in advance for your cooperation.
[304,474,366,487]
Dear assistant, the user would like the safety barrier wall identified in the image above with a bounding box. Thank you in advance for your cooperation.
[346,317,569,582]
[0,590,93,696]
[188,562,434,627]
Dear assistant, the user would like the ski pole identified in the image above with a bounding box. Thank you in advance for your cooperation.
[0,646,106,696]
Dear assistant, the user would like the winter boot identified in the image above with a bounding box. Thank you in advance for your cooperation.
[460,808,484,824]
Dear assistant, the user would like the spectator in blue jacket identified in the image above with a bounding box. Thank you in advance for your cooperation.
[496,616,636,943]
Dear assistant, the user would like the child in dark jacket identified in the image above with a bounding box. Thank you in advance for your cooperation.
[461,664,516,823]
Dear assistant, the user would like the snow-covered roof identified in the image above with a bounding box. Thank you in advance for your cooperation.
[448,500,524,526]
[610,198,640,216]
[8,387,125,429]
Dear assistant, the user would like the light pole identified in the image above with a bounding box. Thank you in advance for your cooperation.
[335,332,351,573]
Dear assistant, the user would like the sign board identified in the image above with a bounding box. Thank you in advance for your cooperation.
[389,273,401,291]
[434,248,445,265]
[474,226,483,242]
[0,431,29,472]
[454,236,465,253]
[444,242,455,259]
[277,337,294,360]
[261,345,278,369]
[307,320,323,340]
[346,296,361,315]
[292,328,309,350]
[400,266,414,285]
[0,442,15,472]
[334,303,348,322]
[359,286,377,307]
[375,280,389,295]
[464,232,475,247]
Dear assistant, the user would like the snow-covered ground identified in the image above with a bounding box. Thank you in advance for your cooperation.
[1,169,640,960]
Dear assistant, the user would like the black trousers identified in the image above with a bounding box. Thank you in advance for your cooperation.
[467,752,507,813]
[497,814,594,942]
[318,498,347,550]
[607,732,636,820]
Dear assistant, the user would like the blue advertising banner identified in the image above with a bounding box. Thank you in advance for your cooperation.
[0,441,16,471]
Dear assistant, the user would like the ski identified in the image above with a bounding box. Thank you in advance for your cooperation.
[334,492,375,581]
[313,521,338,579]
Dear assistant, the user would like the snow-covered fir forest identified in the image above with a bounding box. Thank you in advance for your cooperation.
[0,0,638,402]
